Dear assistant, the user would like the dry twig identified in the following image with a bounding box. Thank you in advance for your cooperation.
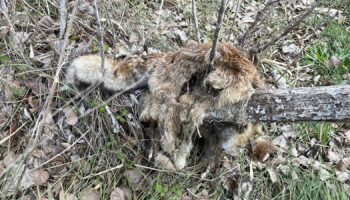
[92,0,105,73]
[7,0,81,197]
[156,0,165,29]
[209,0,227,63]
[238,0,280,47]
[192,0,201,43]
[251,0,320,54]
[59,0,66,38]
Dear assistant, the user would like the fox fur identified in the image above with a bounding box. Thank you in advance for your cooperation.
[66,42,266,169]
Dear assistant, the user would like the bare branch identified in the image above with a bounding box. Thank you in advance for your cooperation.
[226,0,241,41]
[192,0,201,43]
[92,1,105,74]
[206,85,350,123]
[30,0,79,144]
[0,0,8,14]
[156,0,165,29]
[238,0,280,47]
[59,0,66,38]
[209,0,227,64]
[252,0,320,54]
[6,0,81,197]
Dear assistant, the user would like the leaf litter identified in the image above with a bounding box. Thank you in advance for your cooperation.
[0,0,349,199]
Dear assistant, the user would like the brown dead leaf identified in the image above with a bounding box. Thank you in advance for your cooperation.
[0,26,10,37]
[3,152,15,167]
[59,191,78,200]
[0,161,5,173]
[344,130,350,142]
[38,16,59,34]
[110,187,131,200]
[293,156,309,167]
[80,187,101,200]
[13,32,31,45]
[310,159,321,170]
[336,158,350,172]
[343,73,350,80]
[32,169,49,185]
[63,107,78,125]
[336,171,349,183]
[278,165,289,175]
[31,148,45,158]
[327,148,342,163]
[124,168,144,191]
[273,135,287,149]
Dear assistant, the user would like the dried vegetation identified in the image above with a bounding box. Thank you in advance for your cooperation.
[0,0,349,199]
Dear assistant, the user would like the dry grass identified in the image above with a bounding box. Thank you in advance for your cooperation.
[0,0,349,199]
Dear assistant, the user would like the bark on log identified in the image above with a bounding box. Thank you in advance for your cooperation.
[206,85,350,123]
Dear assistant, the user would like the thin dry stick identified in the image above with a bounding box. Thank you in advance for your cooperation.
[32,0,80,138]
[8,0,80,197]
[192,0,201,43]
[0,0,8,14]
[209,0,227,64]
[82,163,124,179]
[226,0,241,41]
[92,0,105,73]
[273,7,339,86]
[238,0,280,47]
[32,129,90,170]
[156,0,164,29]
[253,0,320,54]
[59,0,66,38]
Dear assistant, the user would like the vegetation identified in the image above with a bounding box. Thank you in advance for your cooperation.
[0,0,349,199]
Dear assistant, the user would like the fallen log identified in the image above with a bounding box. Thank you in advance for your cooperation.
[206,85,350,123]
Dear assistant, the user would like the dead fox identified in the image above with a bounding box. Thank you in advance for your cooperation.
[66,42,271,169]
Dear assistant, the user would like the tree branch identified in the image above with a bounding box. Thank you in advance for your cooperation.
[92,0,105,74]
[238,0,280,47]
[192,0,201,43]
[209,0,227,63]
[206,85,350,123]
[251,0,320,54]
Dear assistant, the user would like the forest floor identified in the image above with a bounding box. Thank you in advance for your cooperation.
[0,0,350,199]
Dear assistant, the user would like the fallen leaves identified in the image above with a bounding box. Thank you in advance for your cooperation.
[63,107,78,126]
[123,168,144,191]
[110,187,131,200]
[0,0,349,199]
[31,169,49,185]
[80,187,101,200]
[0,26,11,37]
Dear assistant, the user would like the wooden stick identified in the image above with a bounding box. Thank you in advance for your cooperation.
[206,85,350,123]
[191,0,201,43]
[209,0,227,63]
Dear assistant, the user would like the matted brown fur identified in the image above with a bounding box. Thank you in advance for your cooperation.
[67,42,266,170]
